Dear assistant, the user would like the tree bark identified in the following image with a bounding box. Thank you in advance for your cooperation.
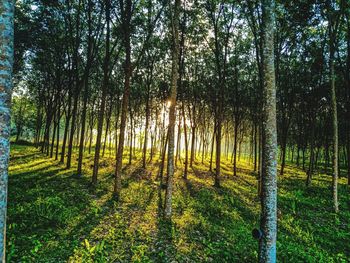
[92,0,111,185]
[258,0,277,262]
[164,0,180,219]
[0,0,14,258]
[329,17,339,213]
[182,102,188,179]
[113,0,133,199]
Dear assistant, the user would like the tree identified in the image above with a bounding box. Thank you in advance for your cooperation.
[113,0,133,199]
[326,0,343,213]
[0,0,14,259]
[164,0,180,219]
[258,0,277,262]
[92,0,111,185]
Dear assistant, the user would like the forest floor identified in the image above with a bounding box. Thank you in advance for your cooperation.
[6,143,350,262]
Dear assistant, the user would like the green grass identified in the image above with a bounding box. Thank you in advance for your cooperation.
[6,144,350,262]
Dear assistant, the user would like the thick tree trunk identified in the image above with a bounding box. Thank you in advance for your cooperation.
[0,0,14,258]
[258,0,277,262]
[164,0,180,219]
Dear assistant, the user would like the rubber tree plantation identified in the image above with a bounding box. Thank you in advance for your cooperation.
[1,0,350,262]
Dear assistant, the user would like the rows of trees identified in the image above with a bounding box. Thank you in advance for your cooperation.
[2,0,349,260]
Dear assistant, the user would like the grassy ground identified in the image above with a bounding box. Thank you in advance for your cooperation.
[6,144,350,262]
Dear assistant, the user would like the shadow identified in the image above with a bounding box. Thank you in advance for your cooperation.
[10,152,39,161]
[152,185,178,263]
[7,149,118,261]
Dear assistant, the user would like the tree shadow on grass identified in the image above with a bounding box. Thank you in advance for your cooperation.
[177,176,258,262]
[152,184,178,263]
[7,151,119,262]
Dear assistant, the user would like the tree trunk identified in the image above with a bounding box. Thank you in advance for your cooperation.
[102,103,112,157]
[214,115,221,187]
[142,89,151,168]
[50,108,57,158]
[306,122,315,186]
[280,128,288,175]
[129,109,133,165]
[113,0,132,199]
[67,90,79,168]
[182,102,188,179]
[329,20,339,213]
[233,116,238,177]
[77,77,89,176]
[175,118,181,167]
[158,130,169,183]
[55,108,60,160]
[258,0,277,262]
[164,0,180,219]
[92,0,111,185]
[210,123,216,172]
[0,0,14,258]
[60,91,72,163]
[190,105,196,167]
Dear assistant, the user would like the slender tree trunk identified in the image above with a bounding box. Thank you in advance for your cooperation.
[60,92,72,163]
[280,128,288,175]
[306,122,315,186]
[190,105,196,167]
[164,0,180,219]
[50,108,57,158]
[77,77,89,176]
[258,1,277,262]
[0,0,14,258]
[102,104,112,157]
[142,91,151,168]
[175,119,181,166]
[329,22,339,213]
[210,123,216,172]
[92,0,111,185]
[67,90,79,168]
[158,130,169,183]
[254,123,258,171]
[233,117,238,176]
[113,0,132,199]
[129,109,133,165]
[346,18,350,185]
[77,4,94,172]
[55,109,60,160]
[214,115,221,187]
[182,102,188,179]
